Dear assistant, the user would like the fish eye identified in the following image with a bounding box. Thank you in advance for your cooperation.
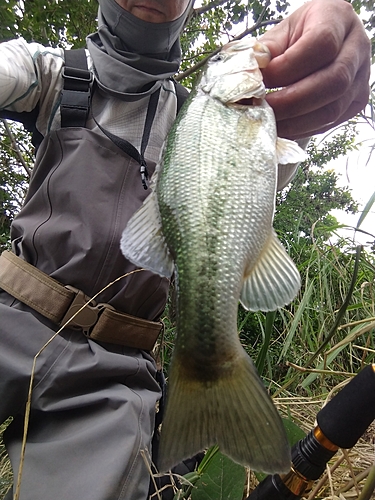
[211,54,224,62]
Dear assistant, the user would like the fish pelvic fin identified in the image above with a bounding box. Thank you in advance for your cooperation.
[276,137,307,165]
[157,351,290,474]
[120,189,174,278]
[240,231,300,311]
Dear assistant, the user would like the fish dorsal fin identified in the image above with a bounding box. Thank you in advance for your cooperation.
[240,231,300,311]
[120,188,174,279]
[276,137,307,165]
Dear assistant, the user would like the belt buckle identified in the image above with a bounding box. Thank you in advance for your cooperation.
[61,285,102,335]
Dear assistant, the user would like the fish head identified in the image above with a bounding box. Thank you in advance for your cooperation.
[199,37,271,104]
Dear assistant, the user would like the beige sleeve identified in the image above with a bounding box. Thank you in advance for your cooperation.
[0,38,65,135]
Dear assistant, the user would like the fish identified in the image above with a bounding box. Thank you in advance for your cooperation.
[120,37,306,474]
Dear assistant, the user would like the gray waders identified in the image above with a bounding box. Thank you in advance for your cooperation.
[0,49,174,499]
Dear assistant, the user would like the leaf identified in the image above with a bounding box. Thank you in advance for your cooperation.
[358,463,375,500]
[282,417,306,446]
[254,417,305,482]
[191,451,246,500]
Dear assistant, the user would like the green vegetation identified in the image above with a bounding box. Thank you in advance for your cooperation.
[1,0,375,499]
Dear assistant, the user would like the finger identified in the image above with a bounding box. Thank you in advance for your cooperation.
[275,79,370,140]
[265,29,370,123]
[260,0,357,88]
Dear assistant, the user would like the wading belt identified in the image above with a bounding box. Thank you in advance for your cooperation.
[0,251,162,351]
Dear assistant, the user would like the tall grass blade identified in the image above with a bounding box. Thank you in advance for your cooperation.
[256,310,276,376]
[278,280,315,362]
[301,344,347,387]
[275,246,362,395]
[356,191,375,229]
[304,245,362,367]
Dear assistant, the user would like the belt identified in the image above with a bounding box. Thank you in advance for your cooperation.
[0,251,163,351]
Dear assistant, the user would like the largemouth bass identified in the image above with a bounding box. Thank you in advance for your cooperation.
[121,37,306,474]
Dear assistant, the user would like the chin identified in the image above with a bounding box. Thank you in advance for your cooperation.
[132,6,166,23]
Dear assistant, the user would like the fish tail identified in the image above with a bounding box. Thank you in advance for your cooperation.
[157,351,290,474]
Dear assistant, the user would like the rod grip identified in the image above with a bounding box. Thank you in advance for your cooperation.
[317,364,375,449]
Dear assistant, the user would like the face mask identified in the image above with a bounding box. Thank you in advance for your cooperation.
[99,0,190,55]
[86,0,193,99]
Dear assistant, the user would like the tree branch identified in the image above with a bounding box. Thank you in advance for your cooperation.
[176,17,280,82]
[193,0,230,16]
[1,119,32,178]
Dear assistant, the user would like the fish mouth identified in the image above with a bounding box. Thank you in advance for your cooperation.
[223,69,267,105]
[235,97,263,106]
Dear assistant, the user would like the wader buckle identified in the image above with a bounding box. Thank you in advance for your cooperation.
[60,285,114,335]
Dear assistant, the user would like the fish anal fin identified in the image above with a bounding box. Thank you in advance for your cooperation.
[240,231,300,311]
[157,350,290,474]
[120,190,174,278]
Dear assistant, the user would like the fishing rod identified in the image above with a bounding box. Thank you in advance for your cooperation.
[247,363,375,499]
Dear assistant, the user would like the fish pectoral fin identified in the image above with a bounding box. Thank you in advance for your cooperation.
[120,190,174,278]
[240,231,300,311]
[157,350,290,474]
[276,137,307,165]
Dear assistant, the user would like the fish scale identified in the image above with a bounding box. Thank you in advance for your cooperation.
[121,37,307,473]
[158,95,275,335]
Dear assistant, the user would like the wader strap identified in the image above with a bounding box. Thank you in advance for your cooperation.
[61,49,93,128]
[0,251,162,351]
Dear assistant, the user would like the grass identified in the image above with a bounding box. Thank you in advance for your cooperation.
[1,235,375,499]
[2,399,373,499]
[0,421,12,500]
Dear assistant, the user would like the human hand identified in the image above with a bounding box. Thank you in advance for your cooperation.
[259,0,371,139]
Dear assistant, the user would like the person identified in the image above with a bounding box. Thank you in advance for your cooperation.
[0,0,370,499]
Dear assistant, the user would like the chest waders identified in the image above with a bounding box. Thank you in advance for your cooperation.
[0,49,190,348]
[0,51,199,500]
